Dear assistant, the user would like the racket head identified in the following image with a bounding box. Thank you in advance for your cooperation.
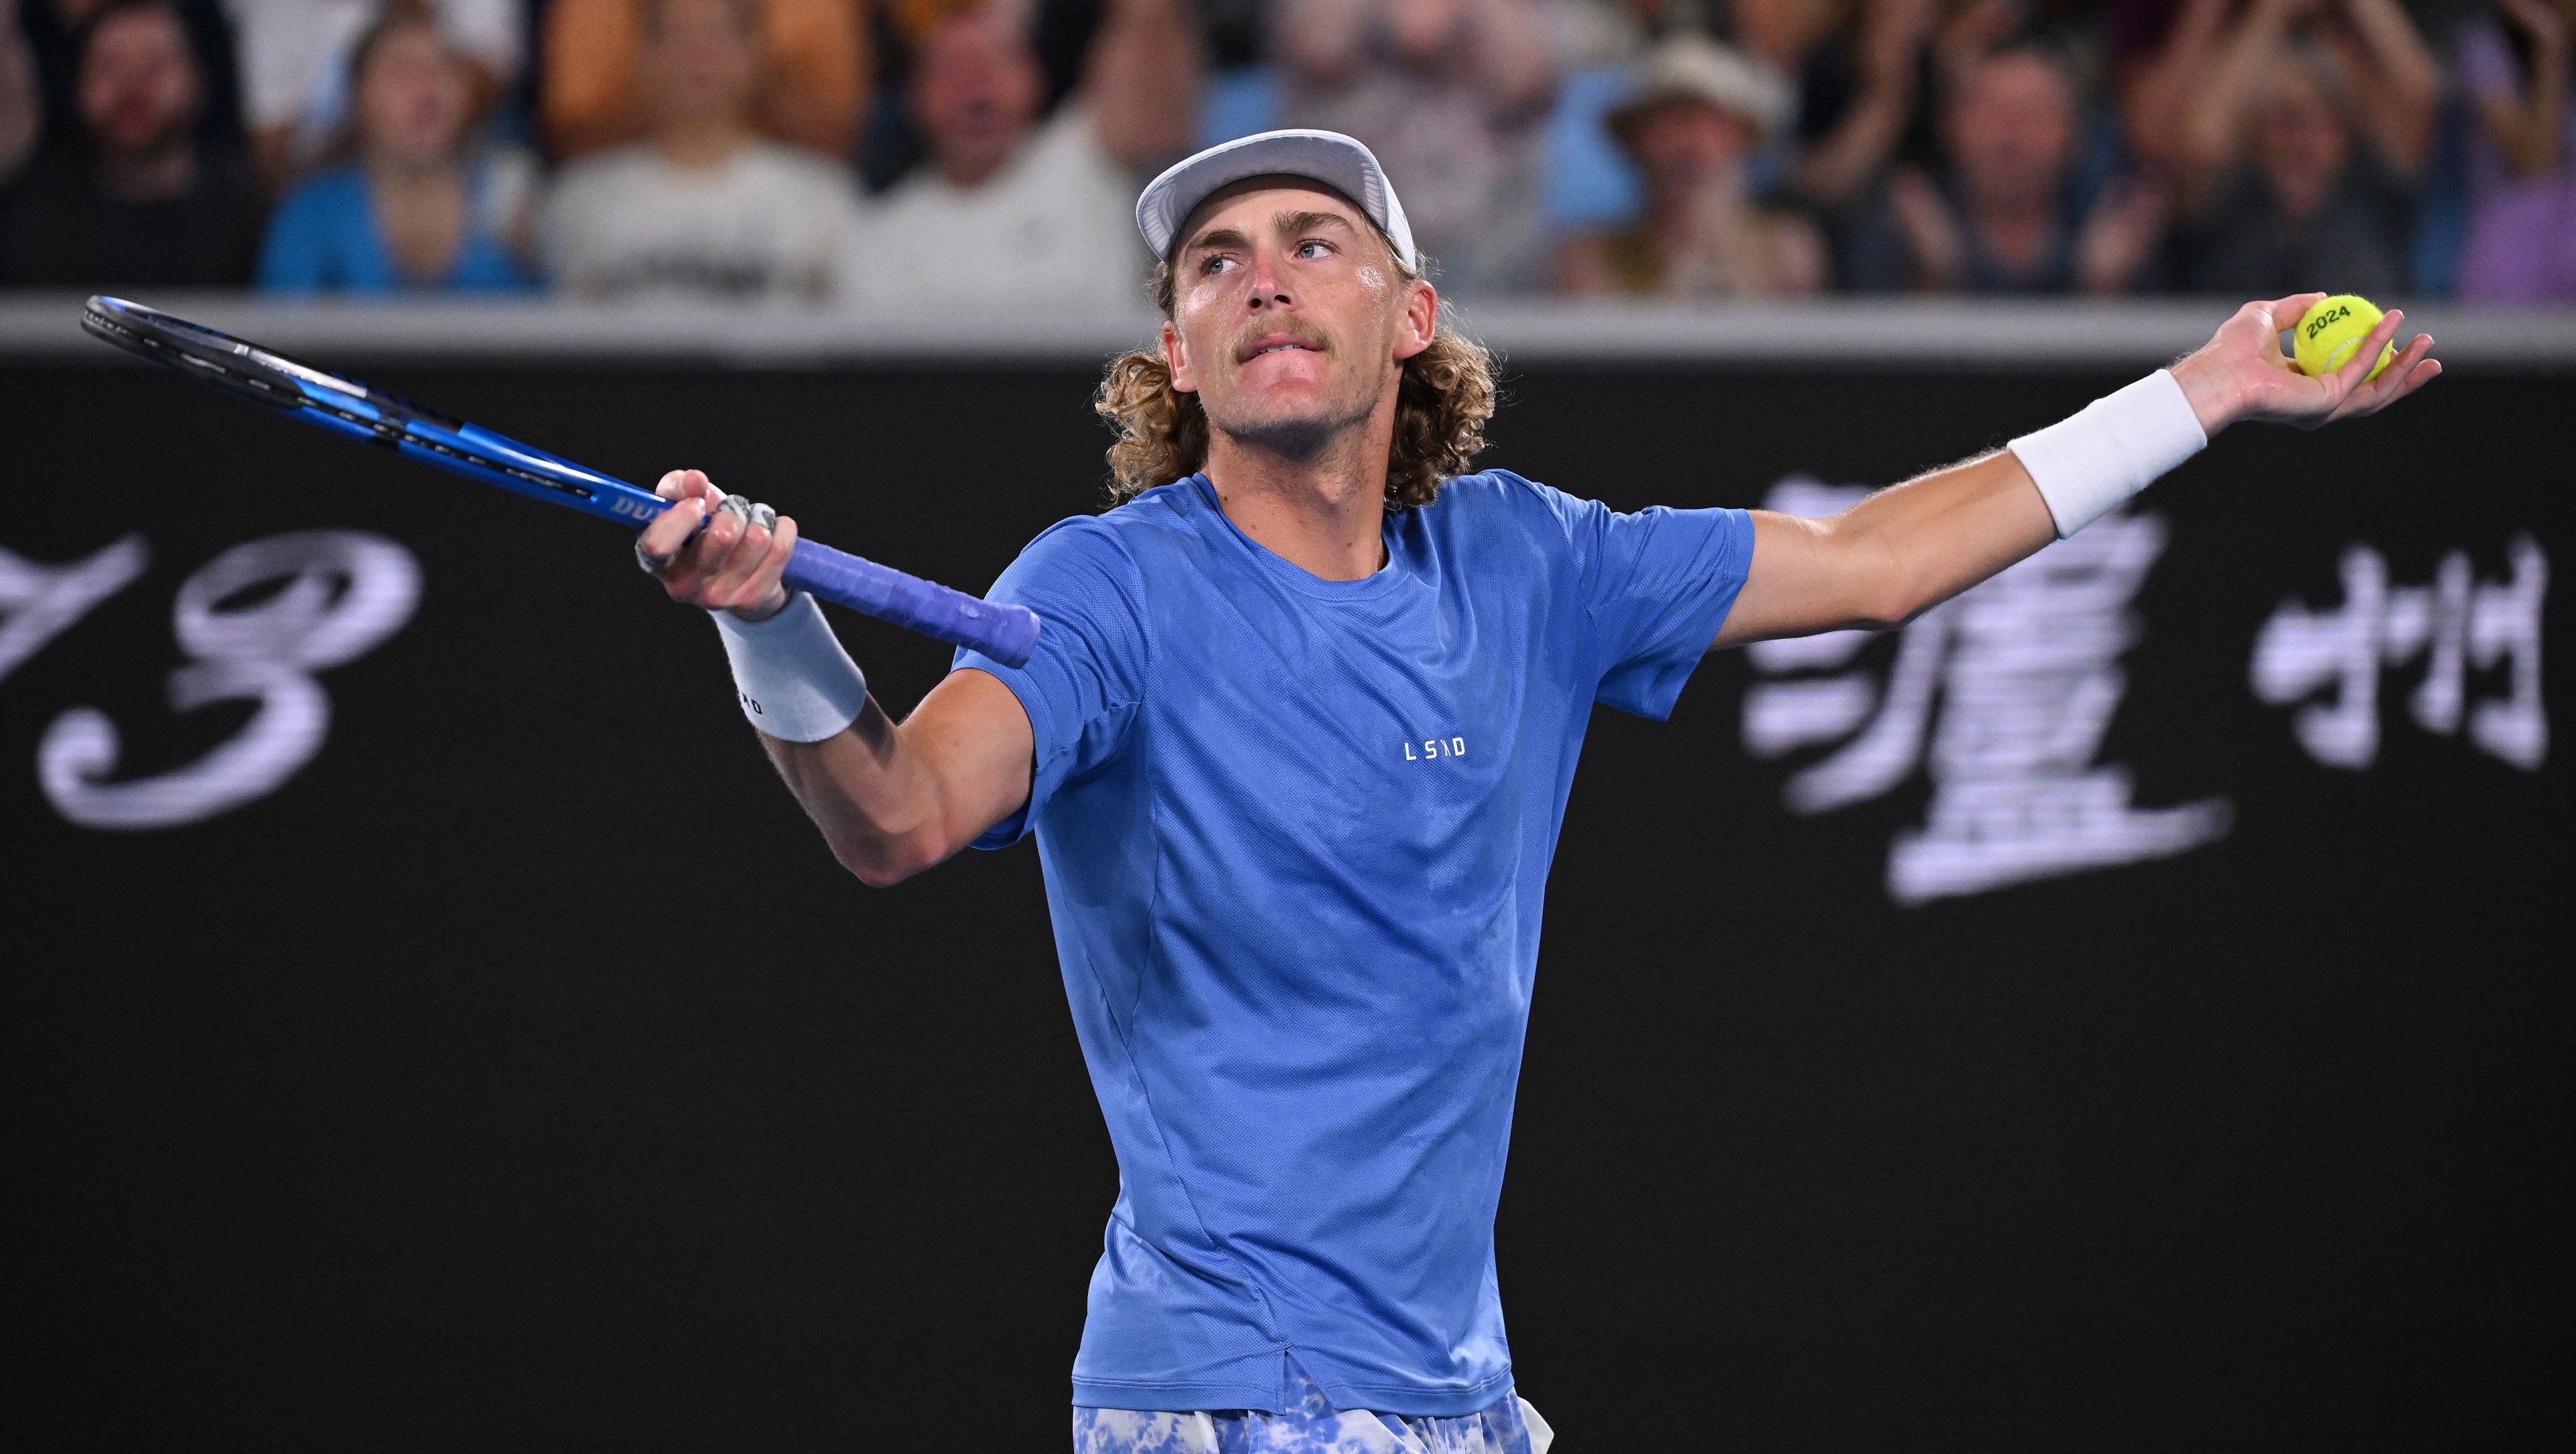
[83,295,460,425]
[83,295,650,516]
[80,298,1040,659]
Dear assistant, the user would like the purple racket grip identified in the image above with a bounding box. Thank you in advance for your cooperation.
[782,538,1040,668]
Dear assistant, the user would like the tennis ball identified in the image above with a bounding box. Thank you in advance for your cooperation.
[2293,294,2396,383]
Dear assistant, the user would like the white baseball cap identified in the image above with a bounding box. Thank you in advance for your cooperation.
[1609,34,1796,142]
[1134,129,1419,272]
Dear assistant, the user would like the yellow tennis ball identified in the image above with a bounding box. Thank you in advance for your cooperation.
[2293,294,2396,382]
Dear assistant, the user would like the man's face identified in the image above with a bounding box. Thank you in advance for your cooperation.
[78,7,199,158]
[912,12,1040,186]
[645,0,756,130]
[1629,99,1754,197]
[1945,52,2074,213]
[1385,0,1468,66]
[355,22,469,171]
[1163,180,1437,459]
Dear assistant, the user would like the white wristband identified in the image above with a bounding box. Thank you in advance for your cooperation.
[2007,369,2208,538]
[710,592,869,742]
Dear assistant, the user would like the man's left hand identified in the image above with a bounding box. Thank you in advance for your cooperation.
[2171,292,2442,437]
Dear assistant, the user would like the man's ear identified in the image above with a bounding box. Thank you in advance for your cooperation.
[1391,279,1438,363]
[1162,321,1199,394]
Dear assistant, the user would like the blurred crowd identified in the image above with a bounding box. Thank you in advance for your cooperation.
[1,0,2568,302]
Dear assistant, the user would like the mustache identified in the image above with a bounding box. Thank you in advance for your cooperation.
[1232,322,1331,361]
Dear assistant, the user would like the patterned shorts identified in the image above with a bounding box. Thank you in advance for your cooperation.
[1073,1360,1552,1454]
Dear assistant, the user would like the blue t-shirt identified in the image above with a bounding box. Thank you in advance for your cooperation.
[257,163,535,294]
[953,471,1753,1416]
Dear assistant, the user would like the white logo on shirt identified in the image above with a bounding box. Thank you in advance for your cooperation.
[1403,736,1466,761]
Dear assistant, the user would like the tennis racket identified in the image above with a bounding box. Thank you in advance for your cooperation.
[80,295,1042,667]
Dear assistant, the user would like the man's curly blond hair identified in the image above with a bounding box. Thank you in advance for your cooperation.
[1095,250,1498,513]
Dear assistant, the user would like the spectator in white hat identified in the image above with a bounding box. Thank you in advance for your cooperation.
[1558,31,1825,298]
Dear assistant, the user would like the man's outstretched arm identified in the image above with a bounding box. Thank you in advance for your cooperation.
[1715,295,2443,647]
[637,470,1034,887]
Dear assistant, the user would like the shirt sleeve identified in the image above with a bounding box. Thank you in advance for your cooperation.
[1549,486,1756,720]
[951,516,1151,848]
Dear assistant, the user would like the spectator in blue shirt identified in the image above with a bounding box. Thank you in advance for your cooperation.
[257,9,533,294]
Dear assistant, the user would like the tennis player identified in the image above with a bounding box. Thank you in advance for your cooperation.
[633,131,2437,1453]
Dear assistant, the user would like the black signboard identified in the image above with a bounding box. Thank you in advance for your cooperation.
[4,359,2565,1449]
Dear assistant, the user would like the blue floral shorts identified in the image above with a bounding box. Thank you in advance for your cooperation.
[1073,1359,1551,1454]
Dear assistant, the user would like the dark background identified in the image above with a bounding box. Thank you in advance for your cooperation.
[3,357,2567,1450]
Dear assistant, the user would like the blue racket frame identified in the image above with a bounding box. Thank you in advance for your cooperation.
[80,295,1042,668]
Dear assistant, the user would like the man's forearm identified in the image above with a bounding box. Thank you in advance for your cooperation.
[635,471,1037,888]
[755,669,1035,888]
[1719,451,2055,645]
[760,701,953,887]
[1717,296,2436,649]
[1833,451,2059,624]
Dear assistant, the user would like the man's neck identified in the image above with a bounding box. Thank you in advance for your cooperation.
[1201,425,1393,583]
[936,131,1029,190]
[1650,174,1747,233]
[655,115,751,171]
[2267,166,2335,223]
[97,139,195,201]
[368,150,460,190]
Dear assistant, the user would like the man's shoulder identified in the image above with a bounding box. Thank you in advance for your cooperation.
[1436,468,1551,504]
[1027,485,1203,556]
[1024,105,1120,180]
[859,166,948,230]
[735,140,859,197]
[1001,484,1215,585]
[1415,470,1641,583]
[879,111,1119,219]
[549,144,658,201]
[1427,468,1589,532]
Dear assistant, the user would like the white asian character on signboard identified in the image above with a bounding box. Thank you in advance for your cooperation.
[2250,537,2547,772]
[1741,478,2231,906]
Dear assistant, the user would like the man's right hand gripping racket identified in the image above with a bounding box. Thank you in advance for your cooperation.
[80,296,1042,667]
